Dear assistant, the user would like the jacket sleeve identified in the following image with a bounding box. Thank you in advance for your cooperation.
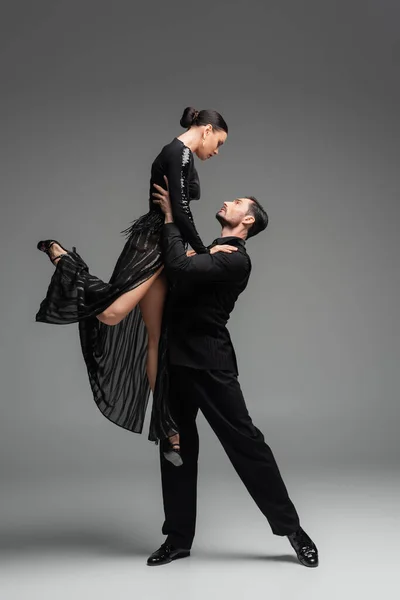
[164,143,208,254]
[162,223,250,283]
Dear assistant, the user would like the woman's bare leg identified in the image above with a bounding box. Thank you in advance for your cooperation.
[97,267,164,326]
[139,272,180,448]
[138,272,166,392]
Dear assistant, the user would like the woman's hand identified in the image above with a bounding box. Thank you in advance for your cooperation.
[186,249,197,257]
[210,245,238,254]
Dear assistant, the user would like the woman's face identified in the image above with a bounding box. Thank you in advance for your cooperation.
[195,126,227,161]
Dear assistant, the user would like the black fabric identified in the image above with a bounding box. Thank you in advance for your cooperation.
[160,366,301,549]
[35,138,206,441]
[122,138,207,254]
[161,223,251,373]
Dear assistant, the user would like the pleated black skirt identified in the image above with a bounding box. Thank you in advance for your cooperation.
[35,209,177,442]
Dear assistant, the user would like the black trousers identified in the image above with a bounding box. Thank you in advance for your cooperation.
[160,365,300,549]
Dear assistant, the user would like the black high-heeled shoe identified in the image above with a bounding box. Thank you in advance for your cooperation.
[37,239,74,264]
[162,439,183,467]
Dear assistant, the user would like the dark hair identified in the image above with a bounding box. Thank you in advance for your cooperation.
[245,196,269,239]
[180,106,228,133]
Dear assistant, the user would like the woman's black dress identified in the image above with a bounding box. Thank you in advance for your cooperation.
[35,138,208,442]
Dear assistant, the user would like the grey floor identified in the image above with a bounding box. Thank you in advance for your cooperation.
[1,468,398,599]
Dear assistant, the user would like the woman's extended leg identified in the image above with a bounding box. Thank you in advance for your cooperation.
[139,272,180,450]
[97,266,164,326]
[43,241,164,327]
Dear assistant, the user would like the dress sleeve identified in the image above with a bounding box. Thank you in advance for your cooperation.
[165,143,208,254]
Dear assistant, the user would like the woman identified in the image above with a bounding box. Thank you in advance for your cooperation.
[36,107,231,465]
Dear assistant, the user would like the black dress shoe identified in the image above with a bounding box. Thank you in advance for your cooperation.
[287,527,319,567]
[147,542,190,566]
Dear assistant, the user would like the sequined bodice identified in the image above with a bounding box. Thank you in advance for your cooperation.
[148,138,200,207]
[147,138,207,254]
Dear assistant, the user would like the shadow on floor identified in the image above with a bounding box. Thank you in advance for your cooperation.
[195,548,299,565]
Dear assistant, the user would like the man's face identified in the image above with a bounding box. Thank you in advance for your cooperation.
[216,197,254,228]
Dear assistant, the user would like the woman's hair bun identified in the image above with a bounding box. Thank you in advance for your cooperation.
[179,107,228,134]
[180,106,199,128]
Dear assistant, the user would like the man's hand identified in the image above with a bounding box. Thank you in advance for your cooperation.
[187,246,237,256]
[153,176,173,222]
[210,245,238,254]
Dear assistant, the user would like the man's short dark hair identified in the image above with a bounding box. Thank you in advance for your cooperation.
[245,196,269,239]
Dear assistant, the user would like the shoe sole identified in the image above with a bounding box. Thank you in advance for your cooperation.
[163,451,183,467]
[147,551,190,566]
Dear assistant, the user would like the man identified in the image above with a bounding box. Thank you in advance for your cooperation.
[148,178,318,568]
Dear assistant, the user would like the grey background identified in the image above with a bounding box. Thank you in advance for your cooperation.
[0,1,399,598]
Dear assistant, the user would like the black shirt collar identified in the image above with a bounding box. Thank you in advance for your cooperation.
[210,236,246,248]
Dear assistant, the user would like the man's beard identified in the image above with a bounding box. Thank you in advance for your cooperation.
[215,212,228,227]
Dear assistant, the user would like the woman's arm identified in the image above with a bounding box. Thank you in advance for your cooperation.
[164,144,208,254]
